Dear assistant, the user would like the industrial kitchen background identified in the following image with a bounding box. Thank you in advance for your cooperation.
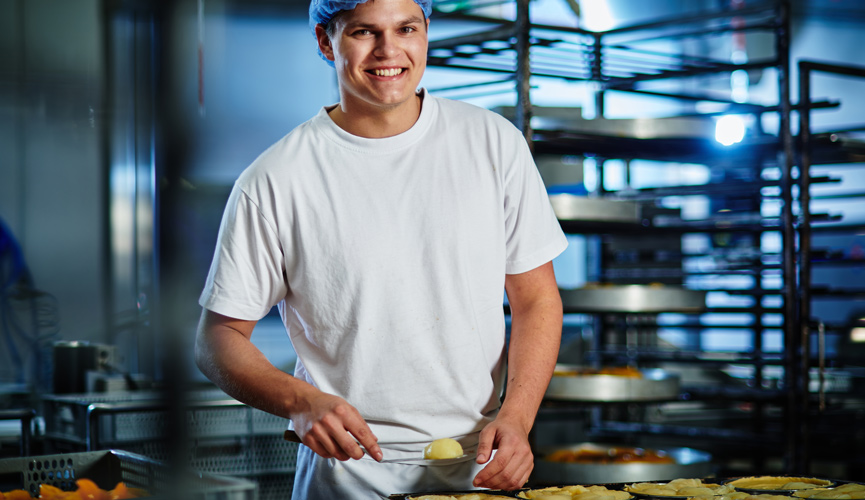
[1,0,864,498]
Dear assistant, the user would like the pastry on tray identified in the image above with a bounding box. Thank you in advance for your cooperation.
[518,484,632,500]
[792,483,865,500]
[727,477,834,492]
[543,445,675,464]
[626,478,733,497]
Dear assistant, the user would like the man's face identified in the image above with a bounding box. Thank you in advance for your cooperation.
[316,0,429,115]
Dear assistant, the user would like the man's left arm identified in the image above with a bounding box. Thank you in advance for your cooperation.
[473,260,563,490]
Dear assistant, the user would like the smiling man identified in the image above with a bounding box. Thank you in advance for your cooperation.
[194,0,568,498]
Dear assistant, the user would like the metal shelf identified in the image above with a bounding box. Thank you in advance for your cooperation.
[432,0,865,475]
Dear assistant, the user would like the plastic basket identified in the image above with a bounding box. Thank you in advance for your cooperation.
[0,449,258,500]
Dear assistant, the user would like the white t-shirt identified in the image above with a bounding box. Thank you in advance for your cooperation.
[199,90,567,457]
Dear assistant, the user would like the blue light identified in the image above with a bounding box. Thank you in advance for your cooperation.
[715,115,746,146]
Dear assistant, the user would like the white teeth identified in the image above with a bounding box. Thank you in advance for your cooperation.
[373,68,403,77]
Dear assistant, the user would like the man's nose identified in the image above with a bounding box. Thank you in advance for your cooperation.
[374,32,399,58]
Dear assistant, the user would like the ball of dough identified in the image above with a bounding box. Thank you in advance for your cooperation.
[423,438,464,459]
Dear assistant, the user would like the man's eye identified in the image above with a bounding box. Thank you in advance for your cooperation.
[353,29,371,36]
[401,26,417,33]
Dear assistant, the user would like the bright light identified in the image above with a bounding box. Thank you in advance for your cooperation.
[578,0,615,31]
[852,326,865,343]
[715,115,747,146]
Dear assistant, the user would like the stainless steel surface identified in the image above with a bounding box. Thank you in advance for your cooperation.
[545,366,680,402]
[532,443,713,485]
[549,194,641,223]
[495,106,718,139]
[560,285,707,313]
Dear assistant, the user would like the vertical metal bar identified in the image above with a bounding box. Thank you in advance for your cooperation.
[20,410,34,457]
[515,0,532,151]
[100,0,116,349]
[86,405,98,452]
[776,0,801,474]
[797,61,814,472]
[592,33,605,118]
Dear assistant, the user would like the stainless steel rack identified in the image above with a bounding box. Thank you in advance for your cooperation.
[429,0,865,477]
[41,390,297,500]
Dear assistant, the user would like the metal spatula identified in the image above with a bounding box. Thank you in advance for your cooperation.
[282,430,474,465]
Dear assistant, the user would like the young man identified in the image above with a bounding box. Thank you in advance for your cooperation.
[194,0,568,497]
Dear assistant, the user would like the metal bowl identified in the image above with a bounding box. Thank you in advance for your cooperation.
[532,443,713,486]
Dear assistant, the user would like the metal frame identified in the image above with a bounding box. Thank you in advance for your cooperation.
[426,0,865,474]
[795,59,865,472]
[0,408,35,457]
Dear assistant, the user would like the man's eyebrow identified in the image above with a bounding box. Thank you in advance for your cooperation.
[343,15,426,29]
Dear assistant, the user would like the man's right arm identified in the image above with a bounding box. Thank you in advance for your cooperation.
[194,309,382,461]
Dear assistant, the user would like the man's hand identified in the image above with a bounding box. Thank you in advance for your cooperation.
[470,260,561,490]
[472,416,533,490]
[291,391,383,462]
[195,309,381,462]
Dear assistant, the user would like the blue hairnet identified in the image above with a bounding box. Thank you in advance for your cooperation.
[309,0,432,66]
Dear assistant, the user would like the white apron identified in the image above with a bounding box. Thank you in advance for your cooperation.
[291,445,491,500]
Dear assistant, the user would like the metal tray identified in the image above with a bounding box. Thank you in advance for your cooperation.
[387,478,852,500]
[560,285,706,313]
[545,366,680,402]
[549,195,642,223]
[0,449,258,500]
[389,488,518,499]
[532,444,712,486]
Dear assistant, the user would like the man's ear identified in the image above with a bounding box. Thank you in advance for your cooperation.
[315,24,336,63]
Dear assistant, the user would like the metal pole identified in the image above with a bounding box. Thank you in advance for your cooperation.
[515,0,532,151]
[776,0,801,473]
[797,61,814,474]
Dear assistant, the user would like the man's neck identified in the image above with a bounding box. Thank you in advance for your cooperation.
[328,92,423,138]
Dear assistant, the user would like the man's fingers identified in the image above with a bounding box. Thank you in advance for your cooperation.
[473,449,508,486]
[475,428,495,463]
[474,454,532,490]
[305,422,353,460]
[348,422,382,461]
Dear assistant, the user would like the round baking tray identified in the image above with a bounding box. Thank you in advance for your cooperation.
[725,477,836,495]
[545,366,680,402]
[560,285,707,313]
[533,443,713,485]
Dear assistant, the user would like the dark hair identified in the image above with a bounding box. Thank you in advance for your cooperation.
[324,10,347,38]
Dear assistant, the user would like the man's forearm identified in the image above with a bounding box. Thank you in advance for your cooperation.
[195,310,312,419]
[499,262,563,430]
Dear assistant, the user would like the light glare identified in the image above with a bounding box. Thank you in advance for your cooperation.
[715,115,746,146]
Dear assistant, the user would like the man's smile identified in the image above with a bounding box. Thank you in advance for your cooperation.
[370,67,405,77]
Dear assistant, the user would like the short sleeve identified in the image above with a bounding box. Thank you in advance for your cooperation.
[502,129,569,275]
[199,183,288,321]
